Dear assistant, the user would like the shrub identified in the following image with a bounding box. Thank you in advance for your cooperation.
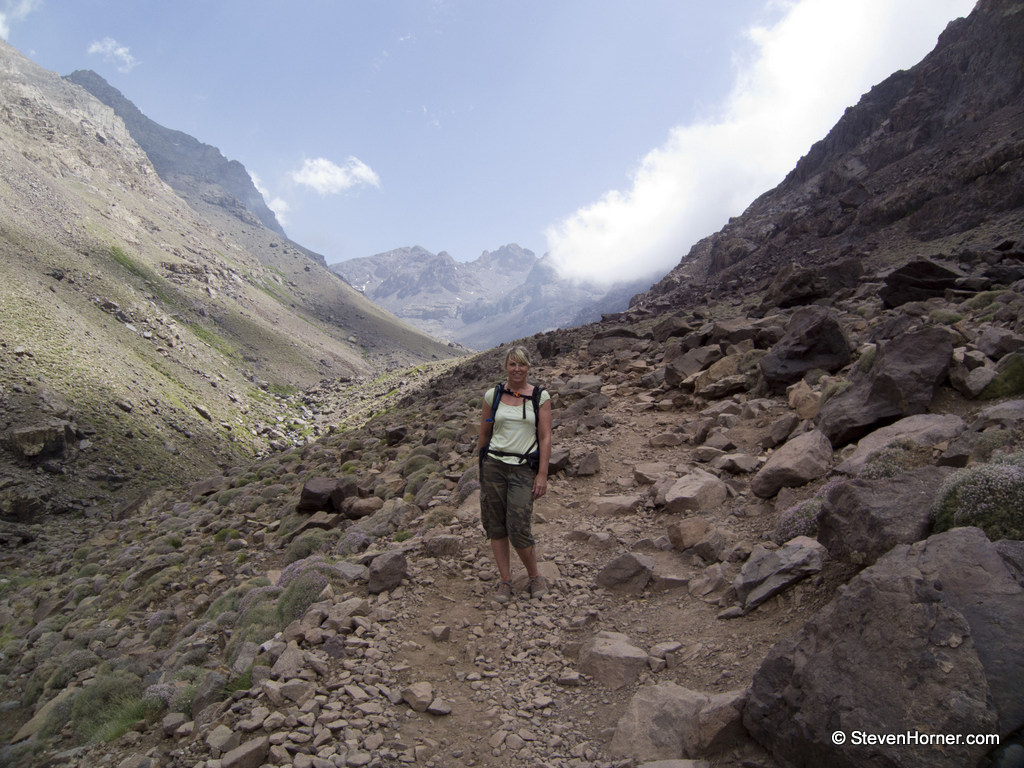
[963,290,1007,311]
[276,569,328,625]
[772,497,824,544]
[213,527,240,543]
[860,440,934,480]
[401,455,438,479]
[771,479,843,544]
[284,530,327,565]
[820,379,852,405]
[228,585,282,652]
[932,452,1024,540]
[223,668,253,695]
[852,346,877,376]
[929,308,963,325]
[68,672,160,742]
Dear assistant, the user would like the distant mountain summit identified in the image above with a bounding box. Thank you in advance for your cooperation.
[332,245,649,349]
[66,69,286,238]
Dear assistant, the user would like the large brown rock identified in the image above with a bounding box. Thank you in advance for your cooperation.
[744,527,1024,768]
[835,413,966,475]
[6,420,76,459]
[816,466,955,565]
[578,631,648,689]
[610,682,746,761]
[734,536,826,611]
[759,307,852,393]
[878,260,961,308]
[815,327,953,447]
[750,430,833,498]
[297,476,340,513]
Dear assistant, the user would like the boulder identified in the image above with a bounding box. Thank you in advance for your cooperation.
[667,517,713,551]
[652,315,695,342]
[734,536,826,611]
[878,259,961,308]
[836,413,966,475]
[402,682,434,712]
[367,551,407,594]
[592,494,644,516]
[980,352,1024,399]
[759,307,852,393]
[220,736,269,768]
[665,346,723,387]
[560,374,603,399]
[744,527,1024,768]
[6,420,76,459]
[344,495,385,520]
[596,553,654,594]
[579,631,648,689]
[609,682,746,761]
[976,325,1024,359]
[750,430,833,498]
[297,477,340,513]
[817,466,955,566]
[816,327,953,447]
[662,470,729,513]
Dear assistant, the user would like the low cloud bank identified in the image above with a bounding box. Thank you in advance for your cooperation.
[545,0,976,286]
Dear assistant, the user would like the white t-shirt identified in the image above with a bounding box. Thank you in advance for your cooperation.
[484,386,550,465]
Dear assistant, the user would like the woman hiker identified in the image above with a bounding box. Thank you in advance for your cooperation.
[477,345,552,603]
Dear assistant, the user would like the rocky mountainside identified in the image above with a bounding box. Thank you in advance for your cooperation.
[0,39,456,519]
[636,0,1024,313]
[3,1,1024,767]
[332,246,649,349]
[64,69,451,368]
[66,69,286,239]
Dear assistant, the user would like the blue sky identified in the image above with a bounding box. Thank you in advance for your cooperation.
[2,0,976,284]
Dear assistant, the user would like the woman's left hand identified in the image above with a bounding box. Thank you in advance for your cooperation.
[533,476,547,499]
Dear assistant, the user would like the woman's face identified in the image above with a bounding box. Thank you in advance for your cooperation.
[505,356,529,385]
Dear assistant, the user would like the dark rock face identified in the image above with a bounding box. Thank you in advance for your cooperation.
[744,527,1024,768]
[878,260,962,308]
[816,327,954,447]
[759,307,852,393]
[763,258,865,310]
[816,466,955,565]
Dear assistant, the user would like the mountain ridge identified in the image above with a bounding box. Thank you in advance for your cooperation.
[0,38,457,518]
[332,245,650,349]
[65,68,287,239]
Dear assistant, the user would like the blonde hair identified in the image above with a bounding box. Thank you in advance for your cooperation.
[504,345,531,368]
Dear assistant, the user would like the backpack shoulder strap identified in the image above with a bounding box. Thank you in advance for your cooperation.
[486,382,504,423]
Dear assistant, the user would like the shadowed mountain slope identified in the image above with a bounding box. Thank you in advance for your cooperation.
[0,40,456,516]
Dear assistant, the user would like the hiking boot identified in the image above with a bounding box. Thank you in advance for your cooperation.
[528,575,548,599]
[494,580,513,604]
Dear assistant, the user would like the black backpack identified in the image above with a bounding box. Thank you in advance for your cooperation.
[481,382,544,470]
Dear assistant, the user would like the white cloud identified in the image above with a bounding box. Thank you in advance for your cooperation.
[0,0,42,39]
[546,0,977,286]
[87,37,140,73]
[252,172,290,226]
[291,157,381,195]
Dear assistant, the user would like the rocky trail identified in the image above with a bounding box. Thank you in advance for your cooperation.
[4,252,1024,768]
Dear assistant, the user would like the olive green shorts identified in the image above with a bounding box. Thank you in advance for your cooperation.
[480,457,535,550]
